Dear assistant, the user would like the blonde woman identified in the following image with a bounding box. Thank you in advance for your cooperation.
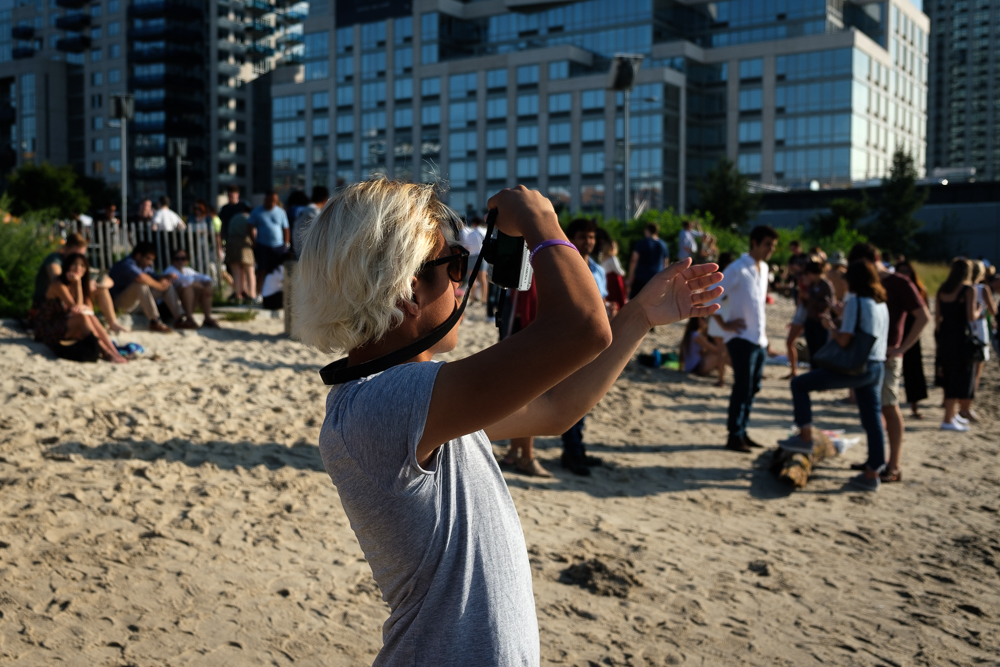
[293,179,722,665]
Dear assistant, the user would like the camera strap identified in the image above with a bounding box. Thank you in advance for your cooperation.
[319,215,494,386]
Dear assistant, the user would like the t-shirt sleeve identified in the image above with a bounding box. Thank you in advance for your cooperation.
[339,362,445,494]
[280,210,290,229]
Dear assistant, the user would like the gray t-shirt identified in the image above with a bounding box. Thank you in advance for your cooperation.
[318,361,539,666]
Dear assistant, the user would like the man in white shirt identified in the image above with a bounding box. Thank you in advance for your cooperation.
[677,219,704,262]
[163,249,220,329]
[151,196,185,232]
[712,225,779,452]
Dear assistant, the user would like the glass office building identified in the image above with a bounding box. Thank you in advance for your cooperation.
[275,0,928,215]
[926,0,999,181]
[0,0,305,209]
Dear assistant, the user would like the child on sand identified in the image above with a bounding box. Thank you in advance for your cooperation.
[293,179,722,666]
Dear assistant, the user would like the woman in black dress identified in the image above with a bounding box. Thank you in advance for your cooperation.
[895,261,929,419]
[935,258,982,431]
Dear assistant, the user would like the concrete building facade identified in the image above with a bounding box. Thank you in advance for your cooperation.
[272,0,929,217]
[925,0,999,181]
[0,0,306,212]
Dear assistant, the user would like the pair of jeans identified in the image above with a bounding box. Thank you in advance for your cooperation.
[790,361,886,472]
[561,417,586,460]
[725,338,767,439]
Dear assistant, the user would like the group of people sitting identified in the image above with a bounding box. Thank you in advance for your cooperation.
[28,232,225,363]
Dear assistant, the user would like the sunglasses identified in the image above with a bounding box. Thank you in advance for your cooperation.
[419,245,469,284]
[175,255,189,261]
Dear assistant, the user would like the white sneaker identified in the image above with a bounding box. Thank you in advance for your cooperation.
[953,414,970,425]
[941,420,969,432]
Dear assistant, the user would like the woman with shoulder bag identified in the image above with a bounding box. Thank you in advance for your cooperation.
[779,260,889,491]
[935,258,983,431]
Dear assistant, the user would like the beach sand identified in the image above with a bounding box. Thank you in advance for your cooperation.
[1,297,998,666]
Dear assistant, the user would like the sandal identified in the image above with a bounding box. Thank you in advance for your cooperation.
[880,468,903,483]
[910,410,924,420]
[515,457,554,478]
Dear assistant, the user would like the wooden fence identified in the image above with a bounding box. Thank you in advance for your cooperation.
[64,220,221,280]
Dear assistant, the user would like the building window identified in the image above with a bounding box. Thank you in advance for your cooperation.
[336,114,353,134]
[738,88,762,111]
[394,107,413,128]
[108,69,120,83]
[516,156,538,178]
[93,116,104,130]
[394,47,413,75]
[395,16,413,44]
[738,152,761,174]
[449,72,477,98]
[449,101,476,128]
[581,119,604,142]
[361,111,386,135]
[361,21,386,50]
[421,76,441,97]
[486,158,507,180]
[361,81,386,109]
[91,93,103,108]
[516,125,538,147]
[421,44,438,64]
[549,61,569,80]
[313,91,329,110]
[313,117,330,137]
[548,153,570,175]
[449,160,476,187]
[421,104,440,126]
[336,56,353,82]
[91,27,101,39]
[109,136,120,151]
[92,71,103,86]
[108,21,119,36]
[486,97,507,119]
[486,127,507,150]
[306,61,329,81]
[335,25,353,54]
[449,130,476,157]
[91,48,101,62]
[739,58,763,80]
[549,93,571,113]
[516,65,538,85]
[361,52,386,79]
[549,121,570,144]
[738,120,762,143]
[336,142,354,162]
[486,68,507,90]
[274,95,306,118]
[109,44,119,58]
[336,85,353,107]
[92,138,104,152]
[516,94,538,117]
[581,184,604,208]
[421,12,438,41]
[581,151,604,174]
[395,77,413,100]
[581,90,603,110]
[93,161,103,174]
[109,158,121,174]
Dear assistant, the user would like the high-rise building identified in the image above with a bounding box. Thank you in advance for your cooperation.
[926,0,998,181]
[0,0,306,212]
[272,0,928,217]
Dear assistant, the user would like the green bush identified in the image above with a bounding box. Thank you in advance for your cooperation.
[0,215,59,318]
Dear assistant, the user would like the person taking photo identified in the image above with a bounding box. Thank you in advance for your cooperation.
[293,180,722,666]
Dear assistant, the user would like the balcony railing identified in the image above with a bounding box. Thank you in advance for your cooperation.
[245,21,275,37]
[11,25,35,39]
[12,46,35,59]
[55,13,91,31]
[55,0,91,9]
[56,35,92,53]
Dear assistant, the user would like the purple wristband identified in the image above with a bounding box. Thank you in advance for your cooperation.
[529,239,577,266]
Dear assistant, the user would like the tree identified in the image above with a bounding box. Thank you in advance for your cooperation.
[77,174,121,215]
[695,157,762,232]
[866,149,927,255]
[810,195,869,237]
[4,162,90,219]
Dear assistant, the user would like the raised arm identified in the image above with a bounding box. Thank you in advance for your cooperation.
[485,260,722,440]
[418,187,612,463]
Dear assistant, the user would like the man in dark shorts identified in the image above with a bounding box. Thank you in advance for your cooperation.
[626,223,669,299]
[248,191,290,297]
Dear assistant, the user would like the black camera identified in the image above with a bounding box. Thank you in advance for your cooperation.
[480,208,533,291]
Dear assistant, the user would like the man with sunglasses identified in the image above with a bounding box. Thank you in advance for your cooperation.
[164,249,221,329]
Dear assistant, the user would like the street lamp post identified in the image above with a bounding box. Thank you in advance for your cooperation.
[168,138,188,215]
[110,94,134,226]
[607,54,644,221]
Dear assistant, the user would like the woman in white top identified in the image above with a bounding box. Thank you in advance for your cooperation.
[292,179,723,666]
[781,260,890,492]
[970,260,997,404]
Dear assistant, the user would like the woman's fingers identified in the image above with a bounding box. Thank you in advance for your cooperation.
[685,272,724,293]
[680,262,718,280]
[690,286,724,304]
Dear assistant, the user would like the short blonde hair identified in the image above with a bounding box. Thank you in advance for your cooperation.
[292,177,455,353]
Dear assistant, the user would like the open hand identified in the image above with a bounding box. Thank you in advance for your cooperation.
[633,258,723,328]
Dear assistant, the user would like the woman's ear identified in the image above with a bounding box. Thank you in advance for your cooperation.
[399,277,421,318]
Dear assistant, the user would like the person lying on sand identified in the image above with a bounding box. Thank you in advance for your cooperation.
[293,179,722,666]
